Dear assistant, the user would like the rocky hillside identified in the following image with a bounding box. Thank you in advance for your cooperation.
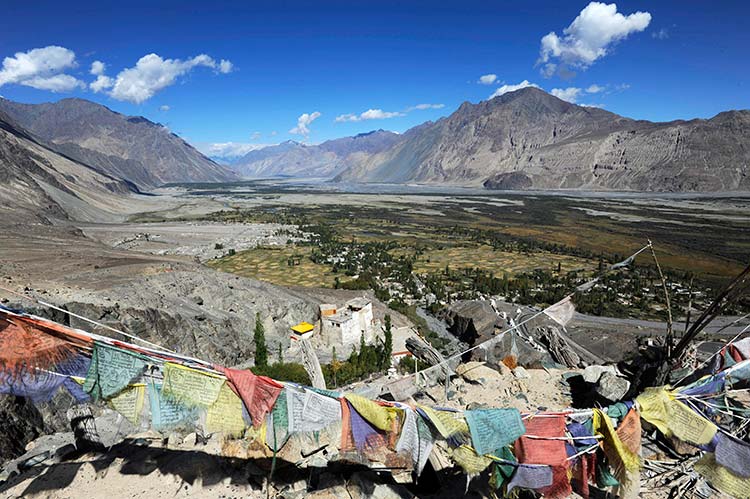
[334,88,750,192]
[0,98,239,189]
[0,110,139,225]
[231,130,400,178]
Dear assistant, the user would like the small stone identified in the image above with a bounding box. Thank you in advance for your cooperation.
[512,366,530,379]
[166,432,183,449]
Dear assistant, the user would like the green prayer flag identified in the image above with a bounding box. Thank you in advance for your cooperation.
[83,342,148,400]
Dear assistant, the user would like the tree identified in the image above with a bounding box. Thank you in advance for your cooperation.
[330,346,341,387]
[277,343,283,363]
[382,314,393,369]
[253,312,268,368]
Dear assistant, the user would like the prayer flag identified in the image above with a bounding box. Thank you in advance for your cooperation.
[148,382,198,432]
[206,382,247,437]
[83,342,148,400]
[223,367,282,427]
[109,383,145,426]
[161,362,224,407]
[465,408,525,456]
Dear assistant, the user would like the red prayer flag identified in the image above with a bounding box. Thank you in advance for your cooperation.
[223,366,283,427]
[515,415,572,499]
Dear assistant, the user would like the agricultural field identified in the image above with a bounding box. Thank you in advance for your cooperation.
[208,245,338,287]
[413,244,594,275]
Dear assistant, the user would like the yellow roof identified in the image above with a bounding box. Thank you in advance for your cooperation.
[291,321,315,334]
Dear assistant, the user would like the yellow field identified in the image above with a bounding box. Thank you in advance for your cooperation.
[413,244,594,275]
[208,246,338,287]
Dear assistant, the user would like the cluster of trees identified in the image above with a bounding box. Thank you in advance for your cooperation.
[250,312,311,384]
[323,315,393,387]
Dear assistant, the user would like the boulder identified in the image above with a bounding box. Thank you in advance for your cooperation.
[582,365,618,384]
[456,361,505,384]
[595,371,631,402]
[441,300,498,344]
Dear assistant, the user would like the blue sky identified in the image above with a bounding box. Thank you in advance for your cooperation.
[1,1,748,157]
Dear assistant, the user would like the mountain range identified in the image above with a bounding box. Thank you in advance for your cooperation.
[1,88,748,198]
[229,130,401,178]
[222,88,750,192]
[334,88,750,191]
[0,98,238,189]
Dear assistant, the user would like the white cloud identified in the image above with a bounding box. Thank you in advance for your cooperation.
[218,59,233,73]
[198,141,271,158]
[159,105,170,111]
[336,102,444,123]
[89,75,113,93]
[652,28,669,40]
[0,46,84,92]
[22,74,83,92]
[335,108,405,122]
[489,80,539,98]
[250,131,262,140]
[551,87,583,103]
[538,2,651,75]
[581,103,606,108]
[90,60,106,76]
[478,74,498,85]
[586,83,604,93]
[106,53,233,103]
[406,103,445,111]
[289,111,321,136]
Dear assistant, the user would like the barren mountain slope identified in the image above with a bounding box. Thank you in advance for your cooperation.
[0,98,239,188]
[335,88,750,191]
[0,110,140,225]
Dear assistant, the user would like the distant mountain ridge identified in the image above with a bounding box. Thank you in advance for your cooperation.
[229,130,401,178]
[334,88,750,191]
[0,97,239,189]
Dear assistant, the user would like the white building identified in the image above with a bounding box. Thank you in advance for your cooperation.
[320,297,374,353]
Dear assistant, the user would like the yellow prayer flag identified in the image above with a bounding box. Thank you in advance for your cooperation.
[636,387,671,436]
[419,405,470,438]
[345,393,399,431]
[637,387,717,446]
[109,383,145,426]
[162,362,225,408]
[695,453,750,499]
[206,383,247,437]
[452,445,493,475]
[666,400,717,445]
[592,409,640,472]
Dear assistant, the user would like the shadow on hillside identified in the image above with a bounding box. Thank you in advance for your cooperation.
[0,438,451,498]
[1,438,616,498]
